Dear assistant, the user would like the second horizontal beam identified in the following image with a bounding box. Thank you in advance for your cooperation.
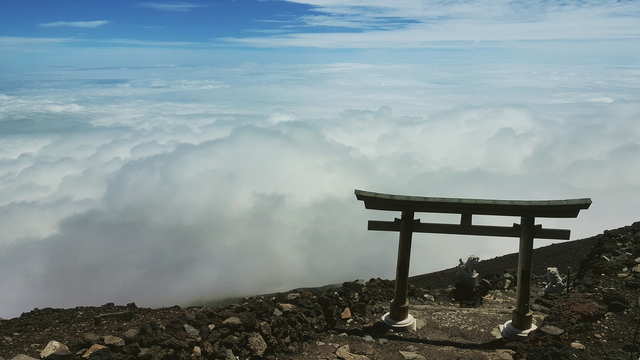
[367,220,571,240]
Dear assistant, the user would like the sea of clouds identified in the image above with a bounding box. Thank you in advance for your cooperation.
[1,57,639,319]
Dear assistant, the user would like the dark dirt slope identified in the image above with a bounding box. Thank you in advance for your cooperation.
[514,221,640,360]
[1,221,638,360]
[410,235,600,290]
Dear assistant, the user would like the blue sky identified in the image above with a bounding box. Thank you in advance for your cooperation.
[1,1,640,319]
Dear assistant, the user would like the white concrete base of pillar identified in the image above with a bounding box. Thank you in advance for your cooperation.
[381,313,416,331]
[499,320,537,341]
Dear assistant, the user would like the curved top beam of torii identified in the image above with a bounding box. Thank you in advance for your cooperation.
[355,189,592,218]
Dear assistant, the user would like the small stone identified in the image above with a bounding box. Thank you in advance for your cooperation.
[606,350,638,360]
[571,342,585,350]
[93,311,132,325]
[286,293,300,301]
[122,343,140,356]
[103,335,125,347]
[336,345,368,360]
[192,346,201,357]
[208,324,215,330]
[495,350,515,360]
[540,325,564,336]
[123,329,138,339]
[399,350,426,360]
[491,327,503,339]
[183,324,200,336]
[423,294,434,302]
[11,356,39,360]
[273,308,283,316]
[378,338,389,344]
[46,350,74,360]
[632,265,640,273]
[363,335,374,342]
[608,301,628,312]
[279,303,296,312]
[84,333,100,342]
[222,317,242,326]
[635,257,640,263]
[259,321,271,336]
[82,345,108,359]
[224,349,236,360]
[594,333,602,339]
[341,307,352,319]
[246,333,267,357]
[503,279,512,289]
[139,348,153,358]
[40,341,69,359]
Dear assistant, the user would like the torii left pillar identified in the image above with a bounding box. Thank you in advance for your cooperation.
[500,216,537,339]
[383,210,417,330]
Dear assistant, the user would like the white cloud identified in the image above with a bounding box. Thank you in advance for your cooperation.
[0,55,639,319]
[39,21,111,28]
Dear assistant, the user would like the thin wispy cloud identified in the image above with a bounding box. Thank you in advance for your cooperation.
[223,0,640,47]
[136,2,207,12]
[39,20,111,28]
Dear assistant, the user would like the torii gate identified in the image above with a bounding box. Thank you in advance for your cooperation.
[355,189,591,339]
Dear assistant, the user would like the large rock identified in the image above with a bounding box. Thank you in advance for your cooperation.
[246,333,268,357]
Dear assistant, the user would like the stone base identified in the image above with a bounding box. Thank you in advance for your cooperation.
[456,273,479,287]
[544,285,565,296]
[381,313,416,331]
[499,320,537,341]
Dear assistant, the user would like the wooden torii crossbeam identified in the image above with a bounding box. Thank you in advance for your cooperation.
[355,189,591,338]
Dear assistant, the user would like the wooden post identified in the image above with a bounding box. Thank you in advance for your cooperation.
[389,211,414,321]
[512,216,535,330]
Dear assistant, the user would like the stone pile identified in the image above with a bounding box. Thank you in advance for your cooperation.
[1,273,523,360]
[1,278,427,360]
[514,221,640,360]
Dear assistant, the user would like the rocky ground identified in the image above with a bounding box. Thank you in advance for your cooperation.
[1,221,639,360]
